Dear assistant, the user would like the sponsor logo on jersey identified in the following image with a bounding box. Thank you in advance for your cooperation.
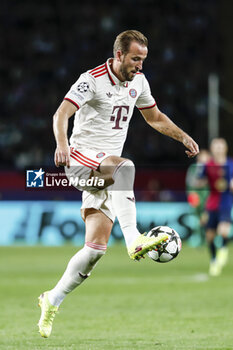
[129,89,137,98]
[96,152,106,158]
[77,82,89,93]
[26,168,45,188]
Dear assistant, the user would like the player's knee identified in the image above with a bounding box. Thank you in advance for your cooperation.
[122,159,135,169]
[206,230,215,242]
[113,159,135,180]
[217,223,231,238]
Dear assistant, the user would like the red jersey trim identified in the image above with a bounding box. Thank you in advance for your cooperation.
[72,149,99,166]
[89,63,106,74]
[91,66,107,76]
[70,154,96,170]
[93,71,107,78]
[70,151,99,170]
[138,102,156,110]
[64,98,80,109]
[105,62,116,85]
[85,241,107,250]
[70,153,97,168]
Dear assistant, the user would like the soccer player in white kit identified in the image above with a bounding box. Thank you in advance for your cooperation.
[38,30,199,337]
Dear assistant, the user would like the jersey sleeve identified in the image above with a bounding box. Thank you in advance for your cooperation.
[64,72,96,110]
[136,75,156,110]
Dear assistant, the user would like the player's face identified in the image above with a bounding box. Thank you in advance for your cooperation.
[119,42,148,81]
[210,138,228,157]
[197,150,210,164]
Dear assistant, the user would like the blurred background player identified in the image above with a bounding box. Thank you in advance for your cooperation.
[186,149,210,240]
[199,138,233,276]
[37,30,199,338]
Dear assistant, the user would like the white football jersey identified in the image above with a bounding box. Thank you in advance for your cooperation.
[64,58,156,156]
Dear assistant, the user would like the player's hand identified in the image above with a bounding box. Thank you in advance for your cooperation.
[183,135,199,158]
[54,145,70,168]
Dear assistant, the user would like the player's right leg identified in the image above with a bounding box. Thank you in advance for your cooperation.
[38,209,113,338]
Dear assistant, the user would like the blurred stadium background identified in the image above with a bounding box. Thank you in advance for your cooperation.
[1,0,233,246]
[1,1,233,349]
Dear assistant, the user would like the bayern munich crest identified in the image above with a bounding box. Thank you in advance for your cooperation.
[96,152,106,158]
[129,88,137,98]
[77,82,89,93]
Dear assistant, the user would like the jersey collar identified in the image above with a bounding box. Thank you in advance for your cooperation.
[106,58,129,87]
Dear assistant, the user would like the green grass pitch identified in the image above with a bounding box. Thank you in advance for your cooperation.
[0,244,233,350]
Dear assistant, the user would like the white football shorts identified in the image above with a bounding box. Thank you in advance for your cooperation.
[65,147,115,222]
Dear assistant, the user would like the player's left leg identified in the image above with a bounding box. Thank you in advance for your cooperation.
[99,156,168,260]
[66,149,168,260]
[38,209,113,338]
[101,156,140,248]
[216,221,231,268]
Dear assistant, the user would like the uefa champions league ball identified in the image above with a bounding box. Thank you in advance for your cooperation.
[147,226,182,263]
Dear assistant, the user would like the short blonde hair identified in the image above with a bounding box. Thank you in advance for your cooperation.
[113,30,148,57]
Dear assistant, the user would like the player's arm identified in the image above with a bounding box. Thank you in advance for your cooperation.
[140,105,199,158]
[53,100,77,168]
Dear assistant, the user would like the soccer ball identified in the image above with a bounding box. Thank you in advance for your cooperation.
[147,226,182,263]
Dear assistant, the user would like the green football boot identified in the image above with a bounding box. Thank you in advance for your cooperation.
[38,291,58,338]
[209,259,222,277]
[216,247,229,268]
[128,233,169,260]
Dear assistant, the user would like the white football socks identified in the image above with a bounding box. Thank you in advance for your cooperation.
[111,160,140,247]
[48,243,106,307]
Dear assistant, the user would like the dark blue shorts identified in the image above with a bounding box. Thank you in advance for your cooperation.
[206,208,232,229]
